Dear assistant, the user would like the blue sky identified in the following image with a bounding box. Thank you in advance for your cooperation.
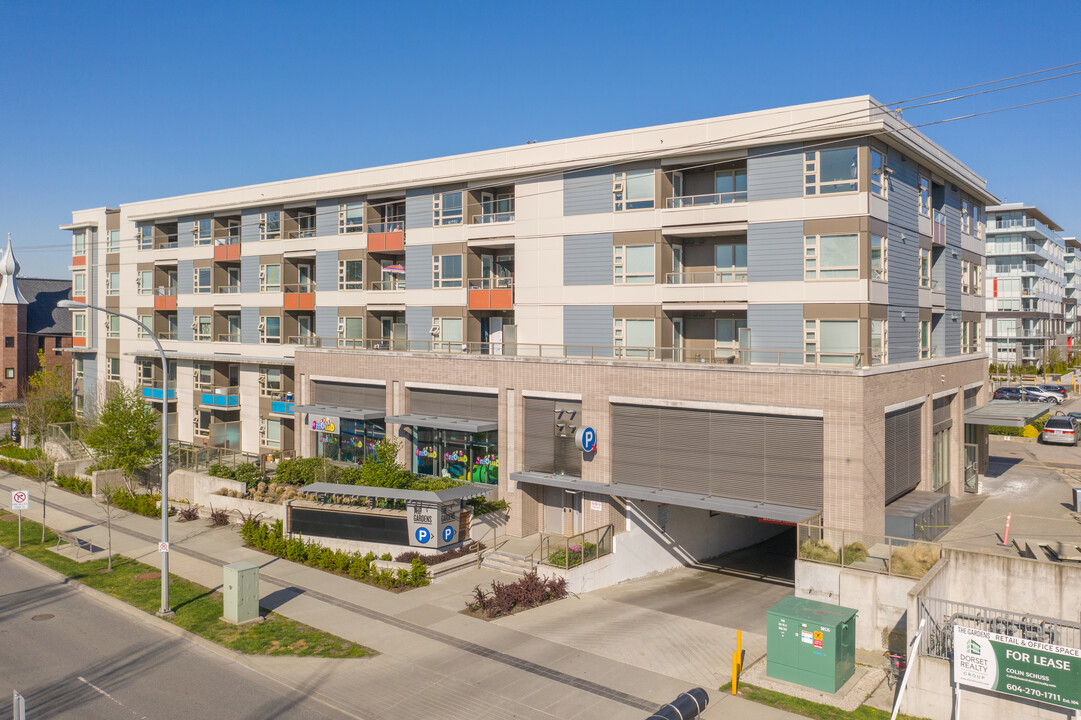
[2,0,1080,277]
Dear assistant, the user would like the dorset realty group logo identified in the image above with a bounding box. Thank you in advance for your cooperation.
[954,627,997,690]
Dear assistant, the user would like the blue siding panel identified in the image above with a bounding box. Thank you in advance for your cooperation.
[316,250,337,292]
[747,221,803,282]
[887,148,919,234]
[886,146,921,364]
[563,305,613,357]
[177,307,193,343]
[316,197,339,238]
[240,256,259,294]
[563,233,612,286]
[747,304,803,364]
[177,217,195,249]
[888,305,918,364]
[563,167,613,216]
[405,188,433,229]
[747,144,803,201]
[240,307,259,345]
[404,244,433,290]
[405,306,433,351]
[315,305,337,339]
[944,185,963,356]
[241,208,261,243]
[177,260,193,295]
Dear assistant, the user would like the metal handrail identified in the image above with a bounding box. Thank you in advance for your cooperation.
[287,335,320,346]
[667,191,748,208]
[471,211,515,224]
[213,234,240,246]
[217,333,240,343]
[155,286,177,296]
[473,524,501,569]
[665,270,747,284]
[467,277,514,289]
[370,279,406,291]
[284,282,315,293]
[216,284,240,294]
[368,221,405,234]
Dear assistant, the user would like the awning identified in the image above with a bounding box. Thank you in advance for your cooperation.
[130,350,295,366]
[303,481,495,504]
[510,471,819,524]
[385,413,498,433]
[964,400,1054,428]
[294,404,385,421]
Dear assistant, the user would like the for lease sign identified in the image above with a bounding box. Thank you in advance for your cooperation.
[953,625,1081,710]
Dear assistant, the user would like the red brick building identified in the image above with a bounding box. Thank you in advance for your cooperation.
[0,237,72,404]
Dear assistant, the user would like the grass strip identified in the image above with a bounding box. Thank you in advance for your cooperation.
[0,516,372,658]
[720,682,929,720]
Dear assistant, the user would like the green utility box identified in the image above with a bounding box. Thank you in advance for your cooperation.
[766,596,856,693]
[222,560,260,625]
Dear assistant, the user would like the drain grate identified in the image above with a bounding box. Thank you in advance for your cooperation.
[31,614,55,621]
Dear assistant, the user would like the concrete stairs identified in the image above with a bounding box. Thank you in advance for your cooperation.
[480,549,535,576]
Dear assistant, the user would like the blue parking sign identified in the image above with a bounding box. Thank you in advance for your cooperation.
[442,526,455,543]
[415,527,431,544]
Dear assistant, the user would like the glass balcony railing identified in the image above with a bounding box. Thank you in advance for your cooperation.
[200,386,240,409]
[368,221,405,234]
[271,397,295,415]
[217,333,240,343]
[284,282,315,294]
[370,279,406,291]
[471,211,515,224]
[216,284,240,294]
[666,269,747,284]
[141,382,176,401]
[667,191,748,208]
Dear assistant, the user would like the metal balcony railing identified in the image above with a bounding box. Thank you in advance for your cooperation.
[370,279,406,291]
[471,211,515,224]
[665,270,747,284]
[467,277,514,289]
[216,284,240,294]
[284,282,315,293]
[667,191,748,208]
[368,221,405,234]
[217,333,241,343]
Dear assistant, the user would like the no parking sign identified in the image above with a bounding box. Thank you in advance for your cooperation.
[11,490,28,511]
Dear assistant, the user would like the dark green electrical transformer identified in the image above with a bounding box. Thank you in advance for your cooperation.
[766,596,857,693]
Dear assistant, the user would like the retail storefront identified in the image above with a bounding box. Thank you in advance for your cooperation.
[314,417,387,464]
[299,381,388,464]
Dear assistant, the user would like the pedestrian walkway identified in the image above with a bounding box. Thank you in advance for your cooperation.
[0,473,803,720]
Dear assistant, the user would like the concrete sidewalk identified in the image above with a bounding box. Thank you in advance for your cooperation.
[1,473,802,720]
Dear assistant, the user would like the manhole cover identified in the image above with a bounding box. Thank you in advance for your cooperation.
[31,614,54,621]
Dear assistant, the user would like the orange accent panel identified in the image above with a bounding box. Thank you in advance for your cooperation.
[468,289,491,310]
[368,231,405,253]
[214,244,240,261]
[284,293,314,311]
[72,255,86,266]
[489,288,513,310]
[154,295,177,311]
[72,296,86,305]
[72,337,86,347]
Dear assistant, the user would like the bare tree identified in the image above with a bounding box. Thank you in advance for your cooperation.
[23,350,76,542]
[95,472,122,571]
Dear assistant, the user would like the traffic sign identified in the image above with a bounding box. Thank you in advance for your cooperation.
[442,525,455,543]
[158,541,169,553]
[415,527,431,544]
[11,490,29,511]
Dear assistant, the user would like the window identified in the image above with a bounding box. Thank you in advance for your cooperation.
[614,245,655,284]
[194,410,211,438]
[73,272,86,296]
[714,169,748,202]
[715,317,747,350]
[871,319,887,365]
[919,175,931,217]
[74,357,84,379]
[259,367,281,396]
[432,254,463,288]
[870,148,887,197]
[4,368,12,380]
[714,243,748,282]
[339,202,364,233]
[260,418,281,449]
[871,234,887,281]
[259,316,281,344]
[614,170,655,211]
[195,219,212,245]
[73,312,86,339]
[137,270,153,295]
[920,320,932,359]
[805,319,858,365]
[194,267,212,294]
[261,211,281,240]
[338,260,363,290]
[961,196,971,234]
[919,248,932,288]
[138,225,154,250]
[73,231,86,256]
[195,363,213,389]
[962,321,979,354]
[338,316,363,344]
[961,260,971,294]
[433,191,463,226]
[4,337,12,348]
[614,318,655,358]
[105,315,120,339]
[805,234,859,279]
[932,428,950,491]
[805,147,858,195]
[972,203,984,239]
[972,263,982,295]
[259,264,281,292]
[107,357,120,382]
[107,229,120,253]
[138,314,152,339]
[138,361,154,385]
[104,271,118,296]
[193,315,211,342]
[433,317,463,351]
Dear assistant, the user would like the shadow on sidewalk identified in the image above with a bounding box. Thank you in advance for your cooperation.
[261,585,305,611]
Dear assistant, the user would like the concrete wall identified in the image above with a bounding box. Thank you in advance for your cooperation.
[168,469,245,506]
[90,468,125,498]
[200,494,284,524]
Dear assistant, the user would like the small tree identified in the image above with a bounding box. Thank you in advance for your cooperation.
[83,384,160,495]
[23,350,76,541]
[359,438,411,489]
[96,471,122,571]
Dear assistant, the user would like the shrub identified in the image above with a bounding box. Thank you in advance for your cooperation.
[178,505,199,521]
[207,463,234,479]
[548,541,597,568]
[841,542,868,566]
[467,571,569,619]
[468,498,509,516]
[112,491,170,518]
[798,539,840,564]
[379,552,392,561]
[394,542,484,566]
[233,463,262,489]
[208,507,230,526]
[54,474,91,495]
[890,543,940,578]
[274,457,340,486]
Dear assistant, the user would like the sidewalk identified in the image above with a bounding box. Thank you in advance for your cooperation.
[1,473,802,720]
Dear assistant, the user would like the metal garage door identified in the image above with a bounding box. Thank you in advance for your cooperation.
[524,397,583,476]
[885,404,922,503]
[311,381,386,411]
[409,388,497,421]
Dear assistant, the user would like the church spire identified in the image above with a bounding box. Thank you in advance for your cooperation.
[0,234,28,305]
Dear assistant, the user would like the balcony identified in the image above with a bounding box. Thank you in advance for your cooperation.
[158,332,178,341]
[472,211,515,224]
[154,287,177,311]
[666,270,748,284]
[217,333,240,343]
[667,191,748,209]
[932,211,946,247]
[367,222,405,252]
[72,254,86,267]
[287,335,319,347]
[215,283,240,295]
[370,279,406,291]
[660,270,748,305]
[141,382,176,402]
[283,283,314,311]
[199,385,240,409]
[213,236,240,261]
[270,395,296,416]
[468,278,514,310]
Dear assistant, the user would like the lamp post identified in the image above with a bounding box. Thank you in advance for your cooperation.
[59,299,173,616]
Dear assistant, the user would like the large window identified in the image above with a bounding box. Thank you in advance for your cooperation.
[137,270,153,295]
[339,202,364,233]
[920,320,932,359]
[871,234,887,281]
[74,357,84,379]
[961,321,979,354]
[433,317,463,351]
[73,231,86,256]
[433,191,463,226]
[919,248,932,288]
[260,316,281,344]
[614,170,655,211]
[138,225,154,250]
[195,219,212,245]
[259,366,281,396]
[433,254,463,288]
[260,264,281,292]
[804,147,858,195]
[614,318,655,358]
[107,230,120,253]
[412,427,497,484]
[338,260,363,290]
[105,315,120,339]
[194,267,212,294]
[614,245,655,284]
[805,234,859,279]
[870,148,887,197]
[260,418,281,449]
[805,319,858,365]
[107,357,120,382]
[961,196,971,234]
[138,314,152,339]
[261,211,281,240]
[194,315,211,342]
[73,272,86,296]
[919,175,931,217]
[715,317,747,352]
[871,319,887,365]
[714,169,748,202]
[316,419,387,465]
[338,317,364,344]
[105,272,119,295]
[73,312,86,339]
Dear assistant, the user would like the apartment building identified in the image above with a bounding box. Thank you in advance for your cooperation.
[983,203,1068,366]
[64,97,998,574]
[1063,237,1080,348]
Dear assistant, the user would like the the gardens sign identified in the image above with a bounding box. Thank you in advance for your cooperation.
[953,625,1081,711]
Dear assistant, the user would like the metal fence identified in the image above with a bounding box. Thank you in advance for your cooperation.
[537,525,614,569]
[796,522,943,579]
[916,595,1081,660]
[173,444,259,473]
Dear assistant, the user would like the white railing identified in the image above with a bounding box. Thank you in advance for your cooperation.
[667,191,748,208]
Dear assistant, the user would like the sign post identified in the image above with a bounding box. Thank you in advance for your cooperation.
[11,490,29,549]
[13,689,25,720]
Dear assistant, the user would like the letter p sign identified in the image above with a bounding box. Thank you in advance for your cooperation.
[574,426,597,453]
[415,527,431,544]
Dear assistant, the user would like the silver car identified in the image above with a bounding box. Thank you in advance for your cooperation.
[1041,416,1078,445]
[1021,386,1064,404]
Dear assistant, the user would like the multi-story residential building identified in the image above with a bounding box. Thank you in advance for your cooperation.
[984,203,1067,366]
[64,97,1000,577]
[1063,237,1080,349]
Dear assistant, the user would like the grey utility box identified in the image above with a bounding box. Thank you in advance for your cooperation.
[222,561,260,624]
[1074,488,1081,513]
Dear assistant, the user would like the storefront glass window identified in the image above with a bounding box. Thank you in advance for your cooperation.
[314,419,386,464]
[412,427,498,484]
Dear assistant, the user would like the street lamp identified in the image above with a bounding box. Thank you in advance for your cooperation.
[59,299,173,617]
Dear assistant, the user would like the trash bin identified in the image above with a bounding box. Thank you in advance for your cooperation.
[767,596,856,693]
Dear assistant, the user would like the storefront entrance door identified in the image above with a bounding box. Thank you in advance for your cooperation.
[544,486,563,534]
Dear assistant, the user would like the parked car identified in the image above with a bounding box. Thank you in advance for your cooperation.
[1020,386,1064,404]
[1039,384,1069,399]
[1068,411,1081,423]
[1041,416,1079,445]
[993,387,1043,402]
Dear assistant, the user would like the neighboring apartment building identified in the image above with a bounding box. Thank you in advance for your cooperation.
[984,203,1067,366]
[64,97,998,575]
[0,237,72,404]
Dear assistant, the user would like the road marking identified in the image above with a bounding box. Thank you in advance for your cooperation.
[77,677,148,719]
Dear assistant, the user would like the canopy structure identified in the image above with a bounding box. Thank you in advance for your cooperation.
[303,481,495,504]
[385,413,498,433]
[963,400,1054,428]
[294,404,385,421]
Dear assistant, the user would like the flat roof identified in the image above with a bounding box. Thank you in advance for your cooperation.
[964,400,1054,427]
[294,404,384,421]
[987,203,1063,231]
[303,482,494,504]
[511,471,818,524]
[385,413,498,433]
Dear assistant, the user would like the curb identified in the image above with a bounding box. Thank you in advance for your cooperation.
[0,545,369,720]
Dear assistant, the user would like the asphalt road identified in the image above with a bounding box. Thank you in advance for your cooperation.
[0,556,352,720]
